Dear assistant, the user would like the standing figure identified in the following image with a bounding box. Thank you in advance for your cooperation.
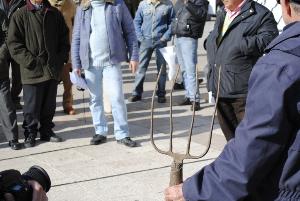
[49,0,77,115]
[129,0,175,104]
[165,0,300,200]
[71,0,139,147]
[0,9,22,150]
[7,0,70,147]
[173,0,209,111]
[206,0,278,141]
[0,0,26,110]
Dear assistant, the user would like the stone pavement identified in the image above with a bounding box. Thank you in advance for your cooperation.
[0,21,226,201]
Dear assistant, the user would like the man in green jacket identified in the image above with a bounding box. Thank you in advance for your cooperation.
[7,0,70,148]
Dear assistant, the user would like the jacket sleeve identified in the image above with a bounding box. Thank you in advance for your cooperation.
[7,13,37,68]
[133,3,144,42]
[0,12,9,62]
[121,1,139,62]
[71,6,82,69]
[182,61,296,200]
[185,0,208,21]
[57,11,70,65]
[161,4,175,42]
[239,11,278,57]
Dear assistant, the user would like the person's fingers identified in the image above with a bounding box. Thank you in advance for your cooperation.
[4,193,16,201]
[28,180,44,201]
[41,191,48,201]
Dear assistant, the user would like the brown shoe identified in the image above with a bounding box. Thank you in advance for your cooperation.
[63,107,76,115]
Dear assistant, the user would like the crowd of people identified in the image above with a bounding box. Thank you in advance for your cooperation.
[0,0,299,200]
[0,0,210,150]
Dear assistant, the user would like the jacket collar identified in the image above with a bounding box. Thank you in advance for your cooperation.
[80,0,115,10]
[146,0,167,6]
[26,0,53,11]
[265,21,300,52]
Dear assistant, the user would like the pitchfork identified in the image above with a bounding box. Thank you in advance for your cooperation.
[150,64,222,186]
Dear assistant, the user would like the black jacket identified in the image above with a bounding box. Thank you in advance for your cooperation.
[172,0,208,39]
[206,0,278,98]
[0,9,10,80]
[7,0,70,84]
[0,0,26,20]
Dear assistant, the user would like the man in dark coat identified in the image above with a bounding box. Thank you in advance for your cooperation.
[0,0,26,110]
[206,0,278,141]
[164,0,300,200]
[7,0,70,148]
[0,9,22,150]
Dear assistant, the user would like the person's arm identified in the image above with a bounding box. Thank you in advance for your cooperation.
[160,4,175,42]
[121,0,139,73]
[71,6,82,70]
[181,61,297,200]
[185,0,208,21]
[0,12,9,62]
[7,12,37,68]
[56,11,70,66]
[239,11,278,57]
[133,2,144,42]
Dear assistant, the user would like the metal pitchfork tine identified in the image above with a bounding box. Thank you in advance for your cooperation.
[150,64,222,186]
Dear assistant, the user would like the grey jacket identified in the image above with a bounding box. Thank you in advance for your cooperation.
[71,0,139,70]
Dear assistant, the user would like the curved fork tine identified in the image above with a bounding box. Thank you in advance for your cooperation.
[150,64,181,155]
[187,66,222,159]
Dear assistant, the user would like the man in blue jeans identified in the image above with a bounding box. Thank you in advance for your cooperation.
[172,0,208,111]
[129,0,174,103]
[72,0,139,147]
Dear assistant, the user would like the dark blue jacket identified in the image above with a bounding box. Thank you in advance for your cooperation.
[183,21,300,201]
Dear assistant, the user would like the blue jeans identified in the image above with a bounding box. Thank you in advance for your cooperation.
[176,37,200,102]
[132,39,167,97]
[85,64,129,140]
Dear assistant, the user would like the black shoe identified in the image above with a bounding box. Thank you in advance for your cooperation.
[40,133,63,142]
[40,130,63,142]
[128,95,142,102]
[173,82,185,90]
[198,78,204,85]
[24,134,36,148]
[8,140,23,150]
[190,102,201,111]
[178,98,192,105]
[117,137,136,147]
[90,135,107,145]
[157,96,166,103]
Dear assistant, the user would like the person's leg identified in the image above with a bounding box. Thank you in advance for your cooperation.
[0,79,21,149]
[62,63,75,115]
[10,60,22,109]
[233,97,246,126]
[103,64,129,140]
[85,66,108,143]
[131,41,154,99]
[216,98,238,141]
[23,83,44,147]
[177,37,200,103]
[155,43,167,101]
[39,80,62,142]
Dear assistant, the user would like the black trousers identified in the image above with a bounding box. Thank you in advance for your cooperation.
[0,79,18,141]
[10,60,22,103]
[217,97,246,141]
[22,80,58,137]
